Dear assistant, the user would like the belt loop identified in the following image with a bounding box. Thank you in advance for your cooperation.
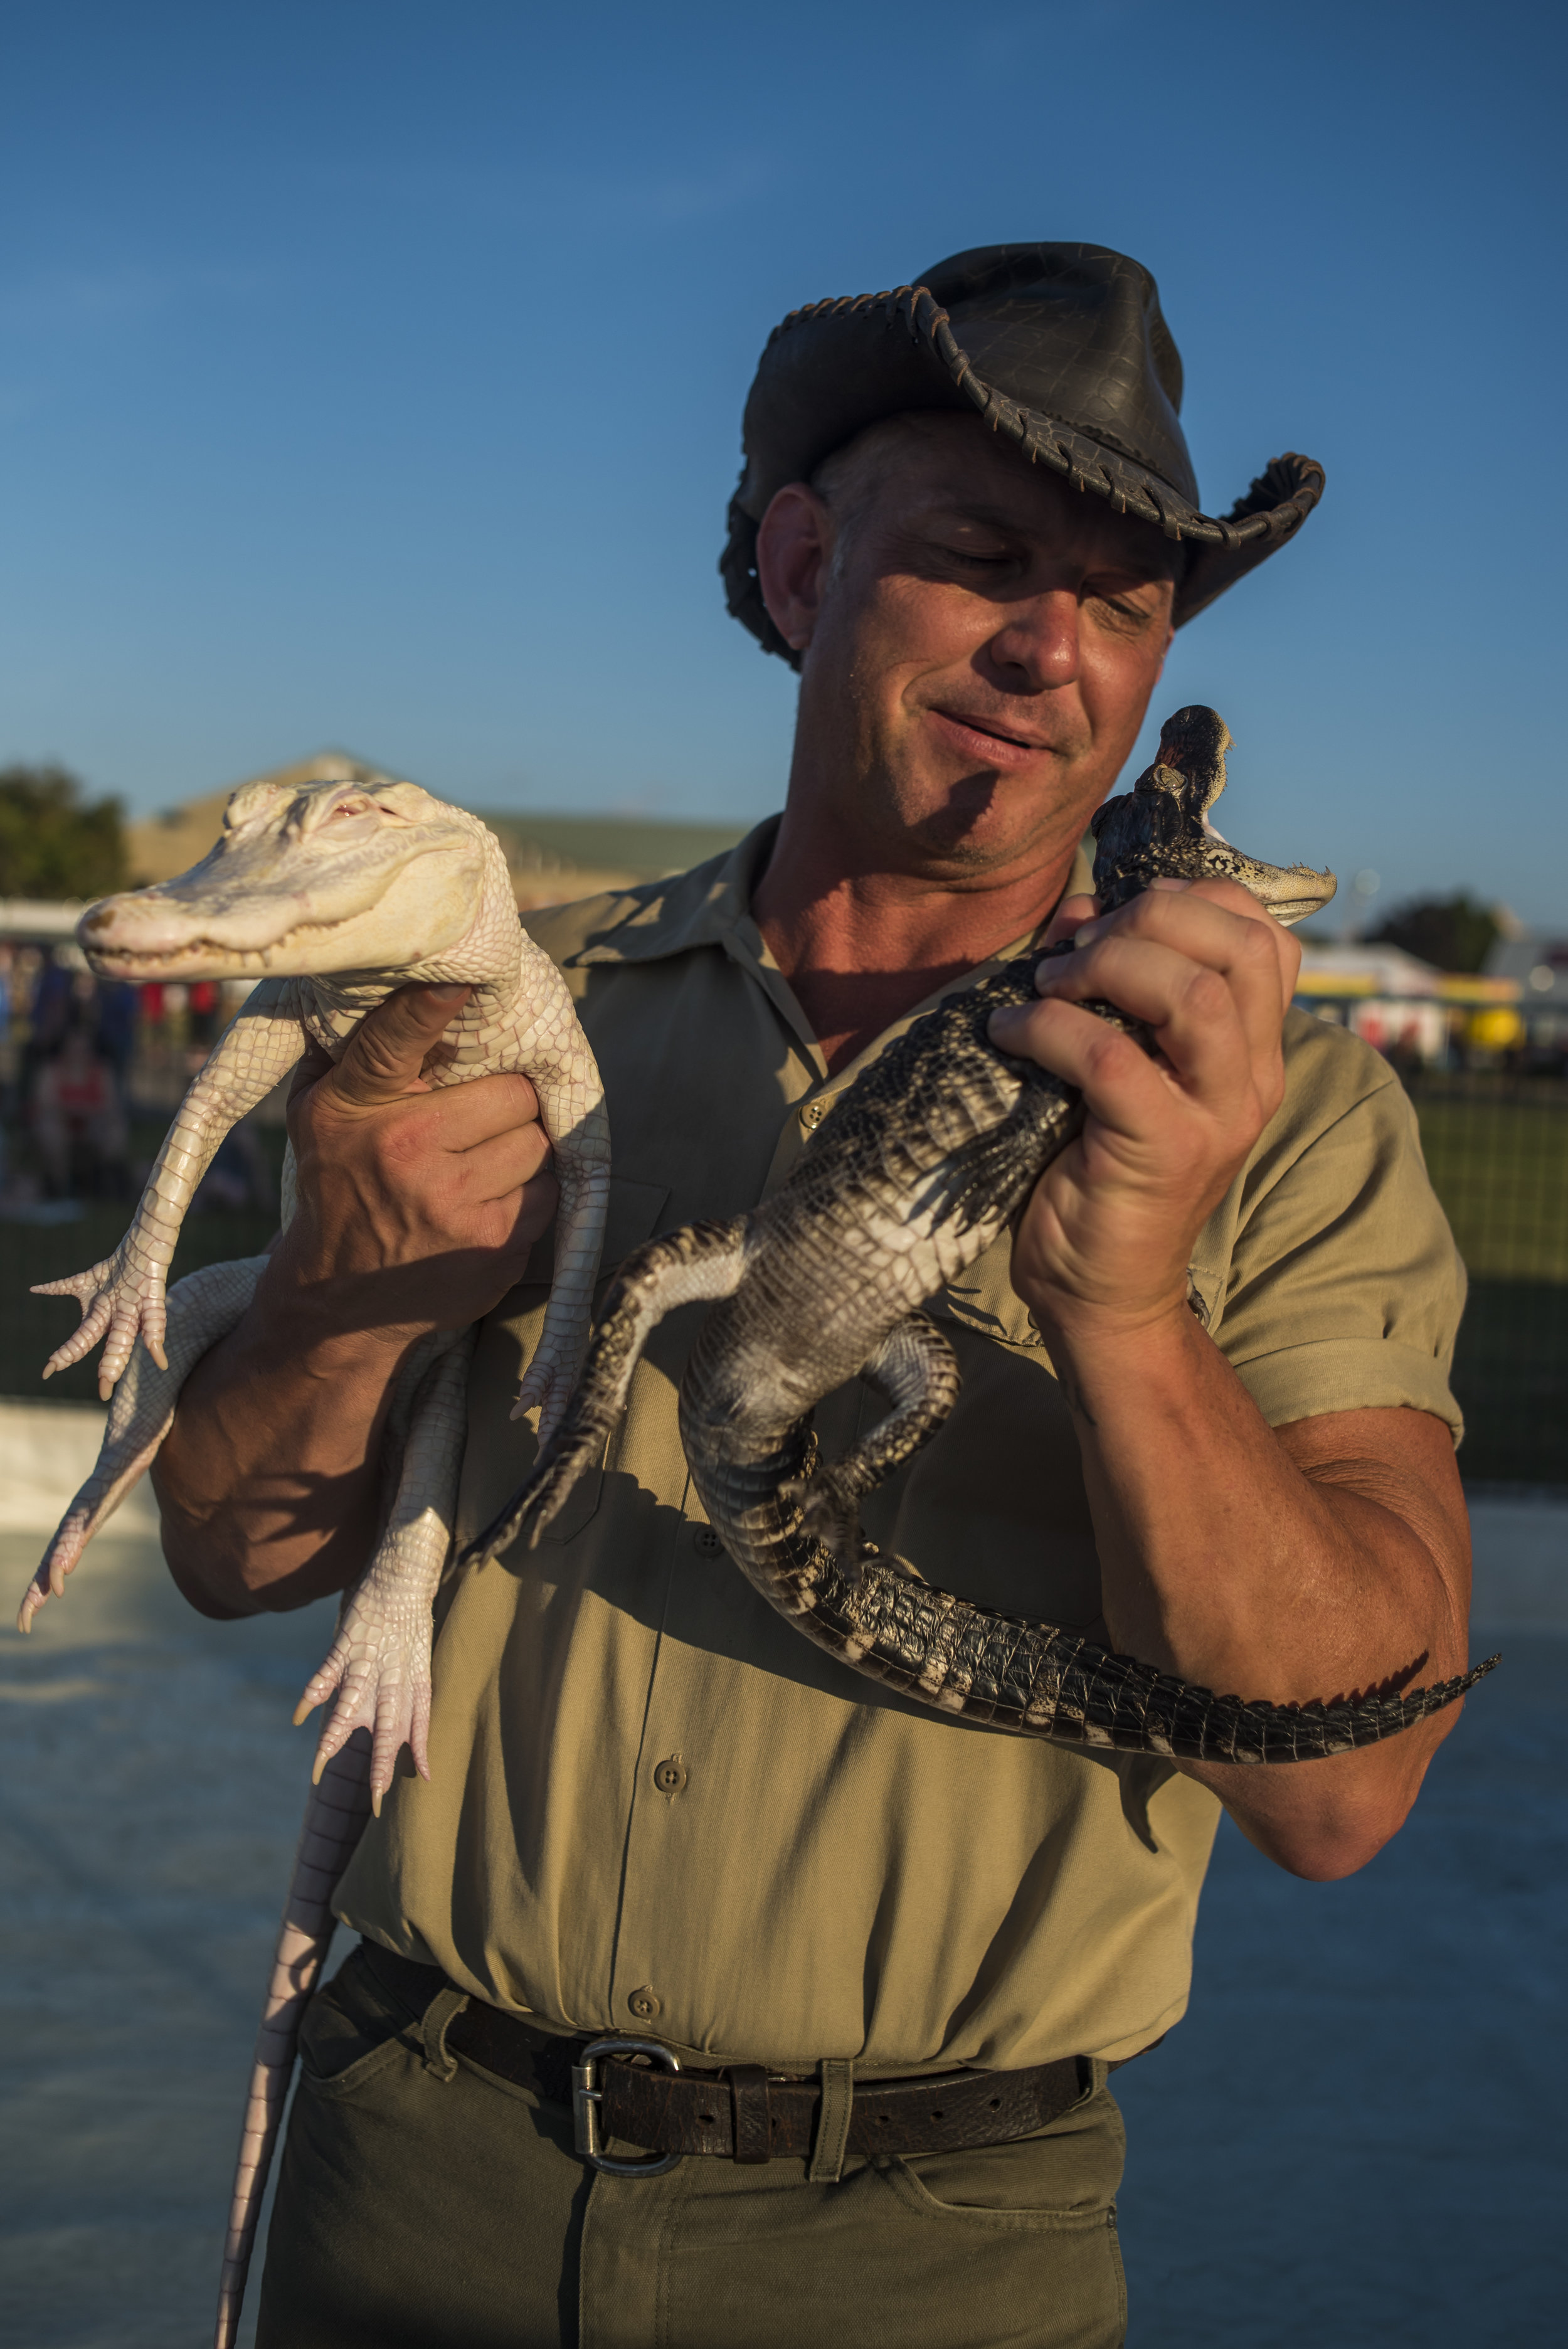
[420,1985,470,2081]
[808,2057,854,2183]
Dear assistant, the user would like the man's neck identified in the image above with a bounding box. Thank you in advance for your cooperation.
[753,805,1081,1074]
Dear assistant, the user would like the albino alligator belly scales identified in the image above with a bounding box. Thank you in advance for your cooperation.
[467,708,1495,1761]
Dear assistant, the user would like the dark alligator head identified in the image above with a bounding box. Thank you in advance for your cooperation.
[1090,706,1336,927]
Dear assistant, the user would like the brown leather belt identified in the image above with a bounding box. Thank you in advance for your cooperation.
[363,1944,1100,2167]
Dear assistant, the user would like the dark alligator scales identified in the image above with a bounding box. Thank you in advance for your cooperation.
[464,708,1496,1763]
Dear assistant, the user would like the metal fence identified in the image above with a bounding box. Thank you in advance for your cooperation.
[1,966,1563,1485]
[1403,1069,1568,1487]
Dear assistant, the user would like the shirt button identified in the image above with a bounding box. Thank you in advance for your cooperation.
[652,1756,689,1796]
[693,1525,723,1557]
[628,1985,661,2022]
[798,1098,830,1130]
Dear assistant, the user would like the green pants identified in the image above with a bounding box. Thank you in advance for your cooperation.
[258,1941,1128,2348]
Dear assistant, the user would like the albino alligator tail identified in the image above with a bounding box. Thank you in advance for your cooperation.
[213,1736,373,2349]
[464,709,1497,1758]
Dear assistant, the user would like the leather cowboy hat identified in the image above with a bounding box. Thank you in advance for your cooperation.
[721,241,1323,665]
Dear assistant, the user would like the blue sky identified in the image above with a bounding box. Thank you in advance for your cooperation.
[0,0,1562,923]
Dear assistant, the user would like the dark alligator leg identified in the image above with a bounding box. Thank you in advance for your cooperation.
[783,1312,961,1579]
[460,1219,749,1566]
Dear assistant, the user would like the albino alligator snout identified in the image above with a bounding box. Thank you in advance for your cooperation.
[78,777,490,982]
[80,883,317,979]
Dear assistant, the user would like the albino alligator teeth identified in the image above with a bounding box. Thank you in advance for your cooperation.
[465,706,1495,1763]
[18,762,611,2349]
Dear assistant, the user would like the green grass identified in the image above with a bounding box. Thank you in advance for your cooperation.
[1409,1085,1568,1282]
[3,1073,1564,1484]
[0,1110,284,1403]
[0,1201,278,1403]
[1445,1279,1568,1486]
[1404,1076,1568,1483]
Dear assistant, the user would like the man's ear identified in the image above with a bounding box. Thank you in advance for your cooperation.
[755,484,834,655]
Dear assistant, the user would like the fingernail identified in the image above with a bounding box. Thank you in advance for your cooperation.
[1148,878,1192,892]
[1073,920,1101,948]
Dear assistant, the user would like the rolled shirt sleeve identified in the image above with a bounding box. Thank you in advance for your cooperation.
[1194,1009,1467,1442]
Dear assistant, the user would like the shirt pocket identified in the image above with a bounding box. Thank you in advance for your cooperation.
[516,1172,670,1293]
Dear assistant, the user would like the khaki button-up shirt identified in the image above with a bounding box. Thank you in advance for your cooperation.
[337,822,1466,2073]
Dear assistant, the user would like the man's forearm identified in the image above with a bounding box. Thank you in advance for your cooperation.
[152,1268,414,1618]
[1052,1303,1471,1879]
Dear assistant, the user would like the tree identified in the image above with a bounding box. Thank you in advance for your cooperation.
[1369,891,1500,975]
[0,764,129,901]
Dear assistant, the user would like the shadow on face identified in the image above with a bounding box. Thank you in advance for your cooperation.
[758,411,1182,879]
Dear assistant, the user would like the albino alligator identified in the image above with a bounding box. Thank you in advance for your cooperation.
[467,708,1495,1761]
[16,764,609,2349]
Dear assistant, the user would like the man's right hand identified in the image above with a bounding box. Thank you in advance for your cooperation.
[273,981,559,1345]
[154,983,558,1616]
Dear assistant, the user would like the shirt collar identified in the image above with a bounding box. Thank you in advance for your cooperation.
[564,813,1096,1083]
[564,817,783,969]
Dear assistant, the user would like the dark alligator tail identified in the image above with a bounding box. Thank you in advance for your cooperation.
[789,1545,1499,1762]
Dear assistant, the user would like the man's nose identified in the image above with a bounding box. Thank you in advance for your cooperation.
[984,590,1080,689]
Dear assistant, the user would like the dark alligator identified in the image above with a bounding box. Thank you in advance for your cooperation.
[465,708,1495,1761]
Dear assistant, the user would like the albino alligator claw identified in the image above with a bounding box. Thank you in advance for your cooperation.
[19,1255,267,1631]
[35,1247,169,1397]
[293,1329,476,1808]
[294,1608,435,1810]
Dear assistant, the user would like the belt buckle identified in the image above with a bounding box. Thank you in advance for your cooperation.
[572,2035,683,2177]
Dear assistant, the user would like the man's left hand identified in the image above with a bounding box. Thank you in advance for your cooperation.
[988,877,1301,1343]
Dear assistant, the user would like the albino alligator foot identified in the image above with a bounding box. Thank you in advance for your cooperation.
[19,1515,92,1631]
[19,1254,265,1631]
[293,1575,436,1812]
[19,1457,156,1631]
[34,1246,168,1398]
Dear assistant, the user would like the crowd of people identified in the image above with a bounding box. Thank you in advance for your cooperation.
[0,943,268,1211]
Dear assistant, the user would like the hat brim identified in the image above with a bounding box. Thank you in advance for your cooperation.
[721,284,1323,665]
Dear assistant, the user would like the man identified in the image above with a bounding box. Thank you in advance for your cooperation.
[156,245,1471,2347]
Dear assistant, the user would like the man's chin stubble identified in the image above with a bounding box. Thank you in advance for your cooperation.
[888,772,1082,879]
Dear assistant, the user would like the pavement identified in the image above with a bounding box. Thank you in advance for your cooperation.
[0,1406,1562,2348]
